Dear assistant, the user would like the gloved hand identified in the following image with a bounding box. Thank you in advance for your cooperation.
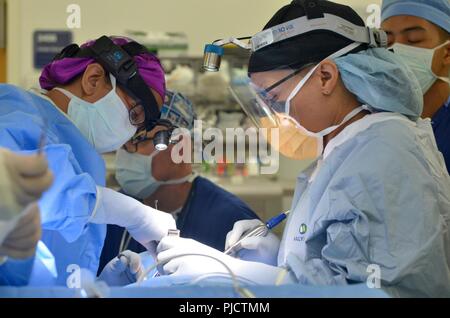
[225,219,280,266]
[0,203,42,259]
[156,236,295,285]
[0,148,53,220]
[98,250,143,286]
[90,187,177,254]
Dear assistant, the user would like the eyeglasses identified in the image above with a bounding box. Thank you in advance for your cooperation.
[128,103,146,126]
[258,63,317,110]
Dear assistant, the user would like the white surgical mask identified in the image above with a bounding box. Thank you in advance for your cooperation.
[55,74,137,153]
[115,148,195,199]
[390,41,450,93]
[267,62,366,161]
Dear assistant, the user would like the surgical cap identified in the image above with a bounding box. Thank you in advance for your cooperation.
[39,37,166,100]
[161,90,196,131]
[381,0,450,33]
[334,48,423,120]
[248,0,368,73]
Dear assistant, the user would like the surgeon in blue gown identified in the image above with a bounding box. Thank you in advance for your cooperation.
[0,36,176,286]
[154,1,450,297]
[99,91,259,273]
[381,0,450,173]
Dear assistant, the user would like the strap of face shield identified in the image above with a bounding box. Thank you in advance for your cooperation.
[52,36,161,131]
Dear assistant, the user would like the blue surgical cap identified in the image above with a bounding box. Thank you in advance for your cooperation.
[334,48,423,120]
[381,0,450,33]
[161,90,196,131]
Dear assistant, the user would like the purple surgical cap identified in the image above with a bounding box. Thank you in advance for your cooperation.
[39,36,166,100]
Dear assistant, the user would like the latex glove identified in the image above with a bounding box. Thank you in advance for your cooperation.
[156,236,295,285]
[0,203,42,260]
[0,148,53,220]
[90,187,176,254]
[225,219,280,266]
[98,250,144,286]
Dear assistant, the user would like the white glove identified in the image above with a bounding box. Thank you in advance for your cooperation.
[156,236,295,285]
[0,148,53,221]
[225,219,280,266]
[0,203,42,260]
[98,250,144,286]
[90,186,176,253]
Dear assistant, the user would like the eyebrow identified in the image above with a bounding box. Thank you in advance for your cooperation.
[385,26,426,35]
[402,26,427,34]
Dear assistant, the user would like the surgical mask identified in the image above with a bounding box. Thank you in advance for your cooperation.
[261,107,365,160]
[115,148,195,199]
[55,74,137,153]
[261,64,366,160]
[390,41,450,93]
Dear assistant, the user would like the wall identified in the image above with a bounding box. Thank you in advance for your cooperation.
[6,0,381,87]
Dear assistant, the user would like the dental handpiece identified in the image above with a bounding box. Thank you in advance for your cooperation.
[224,210,290,256]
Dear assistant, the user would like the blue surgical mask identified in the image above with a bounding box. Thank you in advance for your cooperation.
[390,41,450,94]
[115,148,195,199]
[55,74,136,153]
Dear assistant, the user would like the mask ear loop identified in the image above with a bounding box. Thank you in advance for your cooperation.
[284,42,362,117]
[109,73,117,91]
[285,64,319,115]
[434,40,450,84]
[315,105,366,137]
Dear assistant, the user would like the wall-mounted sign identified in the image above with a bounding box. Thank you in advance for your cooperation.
[34,30,73,69]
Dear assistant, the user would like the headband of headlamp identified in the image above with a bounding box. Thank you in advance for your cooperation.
[203,0,387,72]
[53,36,161,131]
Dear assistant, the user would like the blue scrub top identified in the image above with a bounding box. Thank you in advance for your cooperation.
[98,176,259,273]
[432,97,450,173]
[0,84,106,286]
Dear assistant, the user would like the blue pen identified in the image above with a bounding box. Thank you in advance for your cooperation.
[224,210,290,255]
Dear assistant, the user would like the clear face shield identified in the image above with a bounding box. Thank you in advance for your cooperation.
[230,64,316,126]
[229,64,324,160]
[206,12,387,124]
[205,13,388,160]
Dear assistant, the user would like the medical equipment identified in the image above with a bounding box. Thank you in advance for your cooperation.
[203,10,387,72]
[152,229,180,278]
[53,36,161,132]
[203,37,251,72]
[138,252,255,298]
[129,90,196,151]
[224,210,290,256]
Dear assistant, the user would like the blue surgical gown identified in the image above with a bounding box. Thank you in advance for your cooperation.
[278,113,450,297]
[432,97,450,174]
[0,84,106,286]
[98,176,259,273]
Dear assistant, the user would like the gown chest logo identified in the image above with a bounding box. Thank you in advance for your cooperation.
[293,223,308,242]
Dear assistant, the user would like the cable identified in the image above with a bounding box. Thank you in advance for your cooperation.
[191,273,258,287]
[137,253,255,298]
[118,230,133,254]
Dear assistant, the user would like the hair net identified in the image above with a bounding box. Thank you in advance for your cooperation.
[334,48,423,120]
[381,0,450,34]
[39,36,166,100]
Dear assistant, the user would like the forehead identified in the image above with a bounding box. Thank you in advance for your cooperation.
[382,15,439,35]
